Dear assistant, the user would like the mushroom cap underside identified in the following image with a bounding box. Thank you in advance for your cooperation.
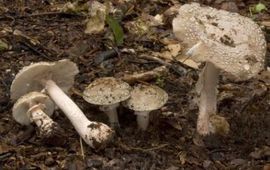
[10,59,79,100]
[83,77,131,105]
[172,3,266,81]
[12,91,55,125]
[125,84,168,111]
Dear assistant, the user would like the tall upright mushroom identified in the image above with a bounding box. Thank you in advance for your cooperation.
[125,84,168,130]
[173,3,266,135]
[11,59,113,149]
[83,77,131,128]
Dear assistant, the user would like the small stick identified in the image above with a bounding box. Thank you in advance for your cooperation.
[12,30,54,60]
[118,142,169,152]
[139,54,188,75]
[15,11,85,19]
[79,137,85,160]
[121,66,168,84]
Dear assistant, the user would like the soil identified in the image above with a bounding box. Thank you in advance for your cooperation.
[0,0,269,169]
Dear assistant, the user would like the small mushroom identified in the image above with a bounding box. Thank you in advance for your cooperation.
[12,91,62,138]
[83,77,131,128]
[125,84,168,130]
[173,3,266,135]
[11,59,113,149]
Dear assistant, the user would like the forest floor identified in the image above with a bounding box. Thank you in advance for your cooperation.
[0,0,269,169]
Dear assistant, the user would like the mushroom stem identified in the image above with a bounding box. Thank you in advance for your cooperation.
[27,104,56,136]
[196,62,220,135]
[100,103,120,128]
[135,111,150,130]
[44,80,113,149]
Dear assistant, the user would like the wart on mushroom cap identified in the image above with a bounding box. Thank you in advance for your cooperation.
[10,59,113,149]
[83,77,131,128]
[173,3,266,135]
[125,84,168,130]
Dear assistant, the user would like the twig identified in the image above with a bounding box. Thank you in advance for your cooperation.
[80,137,85,160]
[12,29,55,60]
[121,66,168,84]
[15,11,85,19]
[118,142,169,152]
[139,54,188,75]
[239,89,268,114]
[71,87,84,97]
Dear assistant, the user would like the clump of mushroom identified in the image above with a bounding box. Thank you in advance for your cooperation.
[173,3,266,135]
[11,59,113,149]
[125,84,168,130]
[12,91,64,142]
[83,77,131,128]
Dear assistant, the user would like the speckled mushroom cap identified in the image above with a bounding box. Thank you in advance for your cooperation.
[173,3,266,81]
[125,84,168,112]
[10,59,79,100]
[12,91,55,125]
[83,77,131,105]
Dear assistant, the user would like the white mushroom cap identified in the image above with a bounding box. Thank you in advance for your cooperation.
[83,77,131,105]
[12,92,55,125]
[10,59,79,100]
[125,84,168,111]
[173,3,266,81]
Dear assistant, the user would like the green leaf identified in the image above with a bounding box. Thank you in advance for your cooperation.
[255,3,267,13]
[106,15,124,46]
[250,2,267,14]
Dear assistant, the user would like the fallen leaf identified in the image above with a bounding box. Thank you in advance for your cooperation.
[249,146,270,159]
[167,44,181,57]
[230,158,247,166]
[85,1,107,34]
[0,39,9,51]
[177,57,199,69]
[178,151,187,165]
[61,1,89,14]
[85,14,106,34]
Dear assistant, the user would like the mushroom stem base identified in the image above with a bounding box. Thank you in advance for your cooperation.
[100,103,120,128]
[135,111,150,130]
[196,62,219,135]
[28,104,58,138]
[45,80,113,149]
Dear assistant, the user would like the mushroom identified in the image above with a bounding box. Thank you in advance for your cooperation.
[83,77,131,128]
[125,84,168,130]
[12,91,62,138]
[11,59,113,149]
[173,3,266,135]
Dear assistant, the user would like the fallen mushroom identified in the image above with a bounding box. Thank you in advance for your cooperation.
[125,84,168,130]
[173,3,266,135]
[12,91,63,139]
[83,77,131,128]
[11,59,113,149]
